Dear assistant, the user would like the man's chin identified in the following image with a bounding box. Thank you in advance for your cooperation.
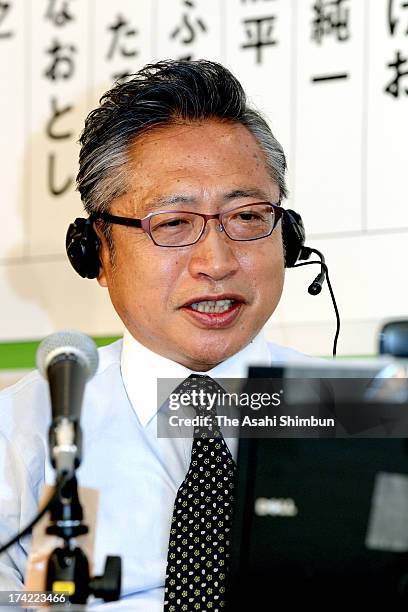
[178,335,250,372]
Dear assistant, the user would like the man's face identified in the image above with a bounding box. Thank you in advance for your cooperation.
[97,119,284,371]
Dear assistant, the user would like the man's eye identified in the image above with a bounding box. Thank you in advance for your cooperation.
[156,218,189,229]
[237,212,262,221]
[164,219,183,227]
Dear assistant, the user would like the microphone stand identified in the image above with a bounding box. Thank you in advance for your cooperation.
[45,421,121,605]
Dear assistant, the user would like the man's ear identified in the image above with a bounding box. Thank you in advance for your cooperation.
[93,223,110,287]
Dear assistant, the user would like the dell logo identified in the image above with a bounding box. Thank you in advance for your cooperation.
[254,497,298,517]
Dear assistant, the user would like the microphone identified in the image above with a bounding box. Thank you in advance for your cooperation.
[36,330,99,477]
[296,246,327,295]
[292,248,339,356]
[308,269,326,296]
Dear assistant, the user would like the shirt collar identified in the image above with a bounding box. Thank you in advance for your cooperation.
[120,329,272,427]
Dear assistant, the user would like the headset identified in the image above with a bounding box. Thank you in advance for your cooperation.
[66,209,340,356]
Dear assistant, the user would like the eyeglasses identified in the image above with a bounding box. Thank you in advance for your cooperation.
[91,201,283,248]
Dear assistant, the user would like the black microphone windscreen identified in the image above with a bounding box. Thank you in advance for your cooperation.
[308,281,322,296]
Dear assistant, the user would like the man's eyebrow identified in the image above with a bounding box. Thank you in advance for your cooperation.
[147,189,272,210]
[148,194,198,209]
[223,188,271,202]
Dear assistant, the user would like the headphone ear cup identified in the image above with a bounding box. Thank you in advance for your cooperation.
[282,209,306,268]
[66,217,101,279]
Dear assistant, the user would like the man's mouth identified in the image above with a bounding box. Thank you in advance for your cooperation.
[190,299,236,314]
[180,295,245,328]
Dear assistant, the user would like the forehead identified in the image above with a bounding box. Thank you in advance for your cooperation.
[120,119,278,214]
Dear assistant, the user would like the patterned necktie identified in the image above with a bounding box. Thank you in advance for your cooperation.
[164,375,236,611]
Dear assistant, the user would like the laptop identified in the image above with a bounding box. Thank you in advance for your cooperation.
[228,363,408,608]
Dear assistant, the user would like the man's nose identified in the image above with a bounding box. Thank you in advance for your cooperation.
[187,219,240,281]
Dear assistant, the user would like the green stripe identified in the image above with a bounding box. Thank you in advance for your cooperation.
[0,336,120,369]
[0,336,373,370]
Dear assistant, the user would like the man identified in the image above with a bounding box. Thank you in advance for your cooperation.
[0,60,306,609]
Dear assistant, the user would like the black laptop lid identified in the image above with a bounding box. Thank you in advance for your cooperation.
[228,365,408,608]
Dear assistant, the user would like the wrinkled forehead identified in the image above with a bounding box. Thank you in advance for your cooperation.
[126,118,269,169]
[115,120,279,215]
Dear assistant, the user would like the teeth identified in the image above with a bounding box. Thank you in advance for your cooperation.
[190,299,235,313]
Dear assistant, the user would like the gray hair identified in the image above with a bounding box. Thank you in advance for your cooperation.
[76,60,288,247]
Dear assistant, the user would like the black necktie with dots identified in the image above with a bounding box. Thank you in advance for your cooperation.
[164,375,236,612]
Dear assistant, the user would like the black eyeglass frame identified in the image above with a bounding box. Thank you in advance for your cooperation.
[91,201,283,247]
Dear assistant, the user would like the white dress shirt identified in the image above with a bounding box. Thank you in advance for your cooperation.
[0,331,307,610]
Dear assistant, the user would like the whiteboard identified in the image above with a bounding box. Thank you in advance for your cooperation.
[0,0,407,357]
